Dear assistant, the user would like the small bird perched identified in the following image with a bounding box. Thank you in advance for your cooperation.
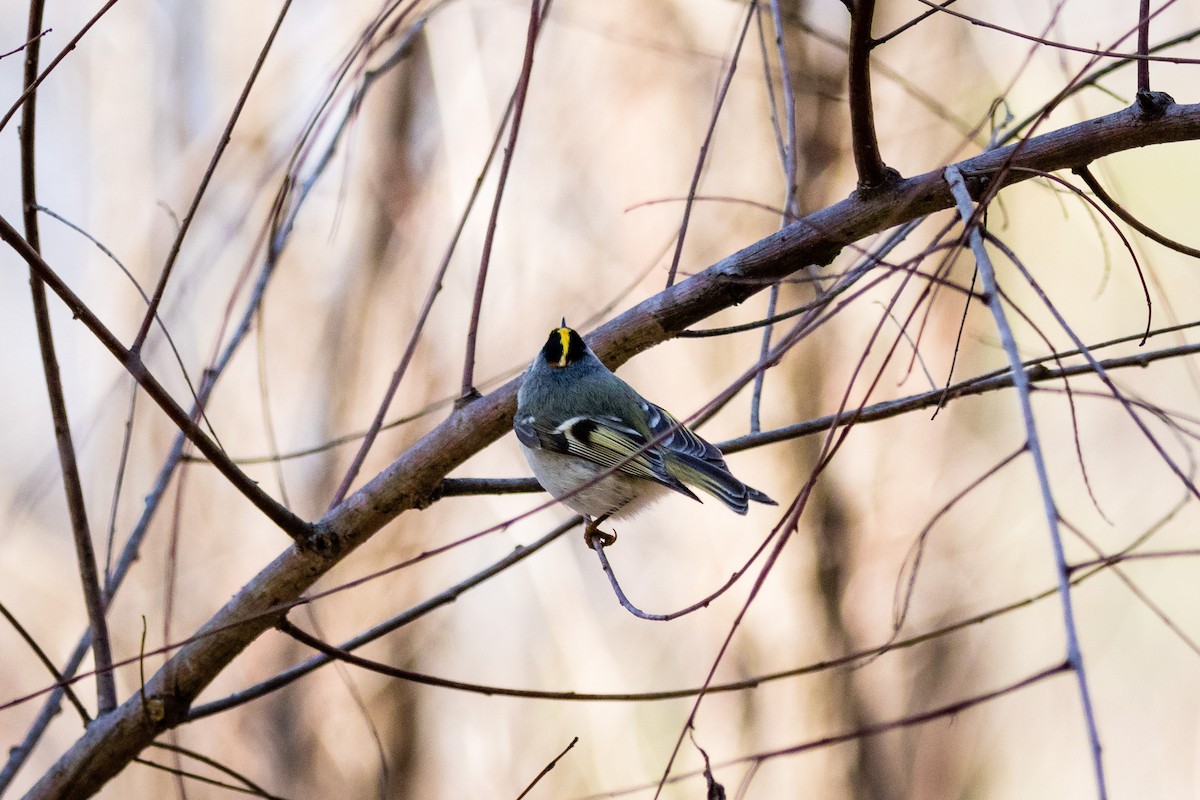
[514,322,776,547]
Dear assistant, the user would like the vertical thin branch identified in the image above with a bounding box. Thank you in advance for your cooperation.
[944,165,1108,800]
[19,0,117,716]
[664,0,758,289]
[846,0,895,192]
[130,0,293,354]
[459,0,547,400]
[751,0,800,432]
[1136,0,1151,94]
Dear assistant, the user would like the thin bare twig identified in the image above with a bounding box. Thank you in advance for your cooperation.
[0,0,122,134]
[944,164,1107,799]
[664,0,759,288]
[514,737,578,800]
[873,0,957,47]
[460,0,549,399]
[0,600,90,722]
[132,754,287,799]
[0,26,49,60]
[890,448,1025,641]
[913,0,1190,66]
[1073,165,1200,259]
[131,0,293,353]
[589,526,777,622]
[147,742,284,800]
[586,663,1071,800]
[19,0,117,716]
[750,0,800,432]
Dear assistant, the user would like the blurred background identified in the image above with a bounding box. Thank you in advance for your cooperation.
[1,0,1199,797]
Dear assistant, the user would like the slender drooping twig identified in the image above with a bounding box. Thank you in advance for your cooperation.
[1074,165,1200,258]
[589,529,776,622]
[144,741,284,799]
[592,663,1071,800]
[944,164,1107,799]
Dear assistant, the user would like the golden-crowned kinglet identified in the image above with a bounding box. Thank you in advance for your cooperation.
[515,323,775,546]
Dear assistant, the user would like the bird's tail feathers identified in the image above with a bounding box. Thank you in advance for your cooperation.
[667,453,776,514]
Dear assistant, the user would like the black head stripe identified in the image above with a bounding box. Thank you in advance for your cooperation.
[542,326,589,368]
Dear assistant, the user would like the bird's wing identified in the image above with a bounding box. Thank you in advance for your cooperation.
[639,399,724,464]
[639,400,778,512]
[515,413,700,500]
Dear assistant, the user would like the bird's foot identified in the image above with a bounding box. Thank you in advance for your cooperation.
[583,517,617,549]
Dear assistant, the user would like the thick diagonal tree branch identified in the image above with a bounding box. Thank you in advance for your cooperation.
[16,100,1200,800]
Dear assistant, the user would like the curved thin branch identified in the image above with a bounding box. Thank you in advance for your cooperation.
[1074,165,1200,259]
[19,0,116,716]
[586,663,1071,799]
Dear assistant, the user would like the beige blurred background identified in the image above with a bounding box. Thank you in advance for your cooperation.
[1,0,1199,797]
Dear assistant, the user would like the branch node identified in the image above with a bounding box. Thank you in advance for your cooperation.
[1135,90,1174,119]
[454,387,482,410]
[855,165,902,198]
[299,522,343,558]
